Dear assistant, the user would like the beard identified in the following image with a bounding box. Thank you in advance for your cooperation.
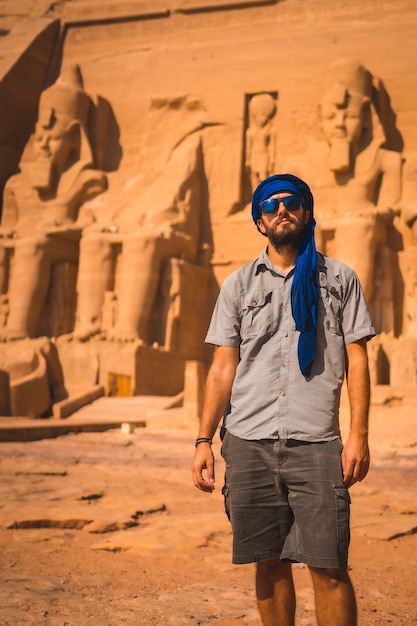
[328,136,351,173]
[264,217,307,253]
[31,156,54,191]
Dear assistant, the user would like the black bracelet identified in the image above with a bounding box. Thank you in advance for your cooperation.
[195,437,213,447]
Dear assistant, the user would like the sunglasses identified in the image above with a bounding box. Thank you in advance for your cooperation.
[260,195,303,214]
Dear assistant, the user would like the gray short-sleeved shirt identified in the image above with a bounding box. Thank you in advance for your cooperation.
[206,248,375,441]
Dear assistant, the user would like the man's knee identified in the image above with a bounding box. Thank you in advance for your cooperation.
[309,566,351,590]
[257,559,292,579]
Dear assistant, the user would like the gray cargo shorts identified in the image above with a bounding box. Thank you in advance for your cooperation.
[221,431,351,569]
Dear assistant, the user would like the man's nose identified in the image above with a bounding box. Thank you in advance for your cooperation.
[277,200,289,215]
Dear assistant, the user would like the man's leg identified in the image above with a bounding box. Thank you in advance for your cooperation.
[256,559,296,626]
[309,567,357,626]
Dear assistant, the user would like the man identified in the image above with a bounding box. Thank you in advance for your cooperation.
[192,173,375,626]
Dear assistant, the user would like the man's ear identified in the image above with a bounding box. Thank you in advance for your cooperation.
[304,210,311,224]
[257,217,267,234]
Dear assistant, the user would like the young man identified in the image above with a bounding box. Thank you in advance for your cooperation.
[192,173,375,626]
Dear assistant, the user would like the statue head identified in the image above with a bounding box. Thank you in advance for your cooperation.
[318,59,379,173]
[249,93,276,128]
[32,65,93,191]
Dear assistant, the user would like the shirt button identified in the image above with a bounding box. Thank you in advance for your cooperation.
[284,332,288,338]
[284,307,289,313]
[282,362,287,368]
[280,391,286,397]
[252,300,257,305]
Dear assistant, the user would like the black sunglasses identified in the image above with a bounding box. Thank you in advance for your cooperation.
[260,196,303,214]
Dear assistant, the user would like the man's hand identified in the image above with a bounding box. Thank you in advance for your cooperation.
[191,443,216,493]
[344,339,371,488]
[190,346,239,494]
[341,433,370,488]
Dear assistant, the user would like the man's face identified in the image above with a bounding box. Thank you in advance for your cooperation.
[257,192,310,250]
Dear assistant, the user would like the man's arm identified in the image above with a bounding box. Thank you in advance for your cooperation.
[342,338,371,488]
[191,345,239,493]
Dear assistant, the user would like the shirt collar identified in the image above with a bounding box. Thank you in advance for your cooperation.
[255,246,293,279]
[255,246,276,275]
[255,247,325,277]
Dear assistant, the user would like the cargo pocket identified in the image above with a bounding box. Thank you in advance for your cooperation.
[334,485,351,544]
[222,484,231,522]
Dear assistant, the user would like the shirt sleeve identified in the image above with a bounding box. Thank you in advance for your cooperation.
[205,273,242,347]
[340,267,376,344]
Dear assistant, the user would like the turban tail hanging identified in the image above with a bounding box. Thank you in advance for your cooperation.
[252,174,318,377]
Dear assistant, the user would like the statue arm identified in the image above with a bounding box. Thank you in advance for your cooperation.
[0,177,19,233]
[377,149,402,213]
[36,169,108,232]
[57,168,108,219]
[245,127,253,167]
[268,124,277,172]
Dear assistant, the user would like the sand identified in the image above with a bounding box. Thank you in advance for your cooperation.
[0,395,416,625]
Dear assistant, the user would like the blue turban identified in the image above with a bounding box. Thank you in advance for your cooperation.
[252,174,318,377]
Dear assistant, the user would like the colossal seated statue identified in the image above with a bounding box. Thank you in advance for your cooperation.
[0,65,108,339]
[289,58,402,333]
[72,95,211,347]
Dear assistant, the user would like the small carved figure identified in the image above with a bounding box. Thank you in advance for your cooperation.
[245,93,277,194]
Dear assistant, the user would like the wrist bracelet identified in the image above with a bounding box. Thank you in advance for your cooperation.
[195,437,212,447]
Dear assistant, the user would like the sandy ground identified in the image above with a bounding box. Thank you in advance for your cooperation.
[0,394,416,626]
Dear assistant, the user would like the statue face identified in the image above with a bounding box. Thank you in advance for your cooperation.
[319,89,365,148]
[318,82,368,173]
[33,109,78,170]
[253,112,270,128]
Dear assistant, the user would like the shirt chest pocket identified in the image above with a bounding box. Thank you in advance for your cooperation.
[317,285,343,336]
[241,291,273,337]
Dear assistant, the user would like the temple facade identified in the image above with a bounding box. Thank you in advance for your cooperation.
[0,0,416,416]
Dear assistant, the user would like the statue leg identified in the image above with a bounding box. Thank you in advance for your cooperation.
[109,231,195,342]
[74,232,116,340]
[0,242,9,295]
[5,235,78,339]
[334,214,379,303]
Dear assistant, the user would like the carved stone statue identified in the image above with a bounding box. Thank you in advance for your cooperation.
[289,58,403,332]
[245,93,277,195]
[399,152,417,336]
[72,95,210,345]
[0,65,108,339]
